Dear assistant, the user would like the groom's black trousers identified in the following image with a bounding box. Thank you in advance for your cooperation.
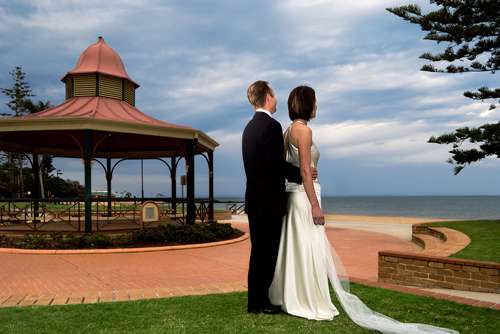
[247,210,284,310]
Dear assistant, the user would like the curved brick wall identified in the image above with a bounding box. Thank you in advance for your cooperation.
[379,251,500,293]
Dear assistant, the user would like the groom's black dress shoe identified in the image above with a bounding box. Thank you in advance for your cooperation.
[248,305,282,314]
[262,305,282,314]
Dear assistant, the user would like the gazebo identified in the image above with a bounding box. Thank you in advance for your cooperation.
[0,36,218,232]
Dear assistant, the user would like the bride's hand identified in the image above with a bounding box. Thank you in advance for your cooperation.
[312,204,325,225]
[311,167,318,180]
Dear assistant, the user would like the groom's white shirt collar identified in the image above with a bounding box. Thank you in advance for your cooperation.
[255,108,273,118]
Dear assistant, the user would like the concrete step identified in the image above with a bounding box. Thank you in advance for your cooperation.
[412,227,470,257]
[413,232,444,255]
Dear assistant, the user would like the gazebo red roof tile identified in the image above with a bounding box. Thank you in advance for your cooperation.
[24,96,192,130]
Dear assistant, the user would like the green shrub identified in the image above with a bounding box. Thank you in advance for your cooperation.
[57,233,113,249]
[79,233,113,248]
[49,232,64,243]
[127,222,243,246]
[14,233,113,249]
[0,234,9,247]
[23,234,50,249]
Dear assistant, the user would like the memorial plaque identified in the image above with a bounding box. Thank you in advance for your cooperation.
[141,201,160,223]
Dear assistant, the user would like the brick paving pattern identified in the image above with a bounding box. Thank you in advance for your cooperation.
[0,221,497,310]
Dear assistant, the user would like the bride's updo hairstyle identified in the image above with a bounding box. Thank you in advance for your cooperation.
[288,85,316,121]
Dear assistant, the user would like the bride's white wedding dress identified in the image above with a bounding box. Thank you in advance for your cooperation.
[268,125,459,334]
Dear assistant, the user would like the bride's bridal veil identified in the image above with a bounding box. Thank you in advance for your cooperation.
[323,227,459,334]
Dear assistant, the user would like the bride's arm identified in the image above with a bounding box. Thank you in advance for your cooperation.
[296,125,325,225]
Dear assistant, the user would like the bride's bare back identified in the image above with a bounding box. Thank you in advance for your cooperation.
[288,120,324,225]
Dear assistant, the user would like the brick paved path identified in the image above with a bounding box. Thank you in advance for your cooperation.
[0,222,497,310]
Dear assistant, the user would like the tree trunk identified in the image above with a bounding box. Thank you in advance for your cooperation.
[18,158,24,197]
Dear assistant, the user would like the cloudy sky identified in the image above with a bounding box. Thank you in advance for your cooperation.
[0,0,498,197]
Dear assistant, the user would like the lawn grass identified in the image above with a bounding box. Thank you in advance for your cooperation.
[427,220,500,263]
[0,283,497,334]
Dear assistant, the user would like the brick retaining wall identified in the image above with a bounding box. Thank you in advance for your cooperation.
[379,251,500,293]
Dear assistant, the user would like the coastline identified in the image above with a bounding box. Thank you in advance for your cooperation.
[220,195,500,221]
[229,213,452,225]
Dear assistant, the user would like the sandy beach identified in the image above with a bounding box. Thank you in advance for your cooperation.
[324,214,451,225]
[231,213,451,225]
[228,213,451,241]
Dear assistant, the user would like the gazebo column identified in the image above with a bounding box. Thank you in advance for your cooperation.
[186,140,195,225]
[84,131,92,233]
[208,150,214,223]
[106,157,112,217]
[171,156,177,216]
[140,158,144,200]
[32,153,40,226]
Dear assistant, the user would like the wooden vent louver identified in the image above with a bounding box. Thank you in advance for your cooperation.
[99,74,122,100]
[73,74,97,97]
[66,73,135,106]
[124,81,136,106]
[65,78,73,99]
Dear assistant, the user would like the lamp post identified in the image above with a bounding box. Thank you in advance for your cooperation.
[181,174,186,219]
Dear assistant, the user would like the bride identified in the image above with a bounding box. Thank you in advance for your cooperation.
[268,85,459,334]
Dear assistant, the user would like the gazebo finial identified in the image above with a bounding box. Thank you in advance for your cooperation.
[61,36,139,104]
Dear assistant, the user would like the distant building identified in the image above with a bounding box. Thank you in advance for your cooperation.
[92,190,117,198]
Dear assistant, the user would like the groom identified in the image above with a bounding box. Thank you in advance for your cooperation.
[242,80,317,314]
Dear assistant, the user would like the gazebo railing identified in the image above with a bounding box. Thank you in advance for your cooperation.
[0,197,222,232]
[221,201,246,215]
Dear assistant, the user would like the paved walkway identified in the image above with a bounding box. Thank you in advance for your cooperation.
[417,227,471,257]
[0,220,498,310]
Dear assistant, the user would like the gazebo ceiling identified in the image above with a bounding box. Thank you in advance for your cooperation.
[0,128,209,158]
[0,37,218,156]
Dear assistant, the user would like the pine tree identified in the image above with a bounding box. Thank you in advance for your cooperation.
[1,66,33,117]
[0,67,79,199]
[387,0,499,174]
[1,66,34,196]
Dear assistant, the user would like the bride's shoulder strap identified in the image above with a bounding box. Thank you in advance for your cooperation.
[283,125,291,147]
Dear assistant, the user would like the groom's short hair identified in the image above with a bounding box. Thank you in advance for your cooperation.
[247,80,273,108]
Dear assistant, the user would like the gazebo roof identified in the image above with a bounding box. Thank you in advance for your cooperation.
[61,37,139,87]
[0,37,218,158]
[0,116,217,158]
[23,96,190,130]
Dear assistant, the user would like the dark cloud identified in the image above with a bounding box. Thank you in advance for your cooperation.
[0,0,498,196]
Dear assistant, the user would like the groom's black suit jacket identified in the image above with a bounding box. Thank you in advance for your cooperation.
[242,112,302,217]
